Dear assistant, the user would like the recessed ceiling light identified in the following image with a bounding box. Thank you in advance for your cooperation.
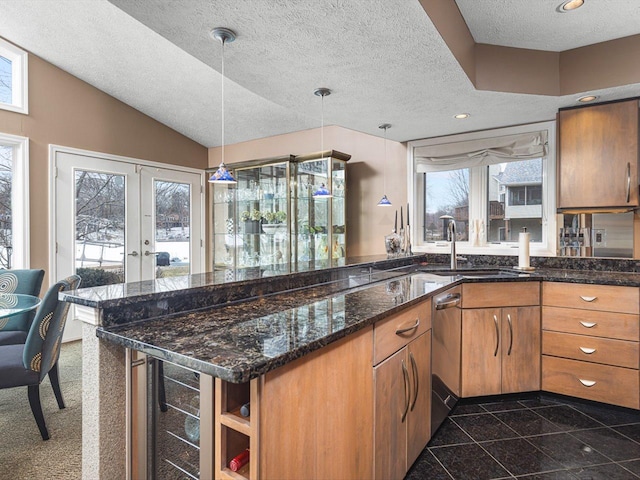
[559,0,584,12]
[454,113,470,119]
[577,95,598,103]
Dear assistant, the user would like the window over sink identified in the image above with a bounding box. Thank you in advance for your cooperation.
[408,121,556,256]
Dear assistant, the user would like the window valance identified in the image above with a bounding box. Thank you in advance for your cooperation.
[414,130,548,173]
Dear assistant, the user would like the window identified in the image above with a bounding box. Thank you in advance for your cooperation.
[0,132,29,268]
[408,122,556,256]
[0,38,28,114]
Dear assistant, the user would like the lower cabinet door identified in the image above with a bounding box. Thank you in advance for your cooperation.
[406,331,431,468]
[462,308,502,397]
[374,348,407,480]
[502,307,541,394]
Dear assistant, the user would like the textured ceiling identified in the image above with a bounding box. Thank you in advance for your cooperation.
[456,0,640,52]
[0,0,639,148]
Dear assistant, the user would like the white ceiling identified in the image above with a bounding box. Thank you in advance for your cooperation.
[0,0,639,147]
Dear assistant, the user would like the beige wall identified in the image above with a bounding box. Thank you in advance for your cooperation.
[209,125,408,256]
[0,48,208,282]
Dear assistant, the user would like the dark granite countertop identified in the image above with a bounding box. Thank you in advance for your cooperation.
[84,255,640,384]
[97,271,454,383]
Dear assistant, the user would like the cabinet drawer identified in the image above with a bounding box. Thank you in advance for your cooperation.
[542,331,639,369]
[542,306,639,341]
[543,282,639,314]
[374,301,430,365]
[461,282,540,308]
[542,356,639,409]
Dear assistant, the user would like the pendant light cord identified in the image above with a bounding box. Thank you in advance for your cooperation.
[221,38,226,165]
[321,92,325,155]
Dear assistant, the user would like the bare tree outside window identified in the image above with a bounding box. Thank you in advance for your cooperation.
[75,171,126,287]
[0,55,11,104]
[424,168,469,241]
[0,145,12,268]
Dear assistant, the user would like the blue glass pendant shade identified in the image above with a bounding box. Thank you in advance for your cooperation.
[313,183,332,197]
[378,194,392,206]
[208,162,237,183]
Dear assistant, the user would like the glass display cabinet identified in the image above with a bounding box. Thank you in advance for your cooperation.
[209,150,350,274]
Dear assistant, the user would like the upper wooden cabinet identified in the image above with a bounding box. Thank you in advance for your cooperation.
[558,99,639,209]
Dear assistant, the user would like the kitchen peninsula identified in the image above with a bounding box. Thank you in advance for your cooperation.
[62,254,640,480]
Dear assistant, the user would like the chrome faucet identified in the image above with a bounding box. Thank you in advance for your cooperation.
[446,219,457,270]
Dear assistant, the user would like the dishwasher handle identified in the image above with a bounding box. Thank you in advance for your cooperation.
[435,293,461,310]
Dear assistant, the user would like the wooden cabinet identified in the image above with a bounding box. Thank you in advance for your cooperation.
[460,282,541,398]
[373,300,432,480]
[558,99,639,209]
[259,326,374,480]
[542,281,640,409]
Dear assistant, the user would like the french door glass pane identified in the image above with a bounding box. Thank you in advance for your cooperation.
[155,180,191,279]
[0,145,11,268]
[424,168,469,242]
[75,170,125,287]
[0,56,11,104]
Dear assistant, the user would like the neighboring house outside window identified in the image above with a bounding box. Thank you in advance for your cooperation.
[0,37,28,115]
[408,122,556,257]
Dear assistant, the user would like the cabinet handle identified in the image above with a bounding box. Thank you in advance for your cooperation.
[396,318,420,335]
[627,161,631,203]
[579,296,597,302]
[579,378,597,387]
[579,347,597,354]
[409,352,418,411]
[401,360,410,423]
[506,314,513,356]
[493,314,500,357]
[580,321,597,328]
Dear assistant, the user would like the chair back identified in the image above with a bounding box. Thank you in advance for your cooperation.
[22,275,81,381]
[0,269,45,332]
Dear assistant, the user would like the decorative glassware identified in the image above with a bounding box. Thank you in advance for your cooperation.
[384,230,402,257]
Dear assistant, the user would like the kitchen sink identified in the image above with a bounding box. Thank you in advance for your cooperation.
[419,268,530,279]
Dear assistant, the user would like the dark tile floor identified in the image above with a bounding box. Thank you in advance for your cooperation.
[406,394,640,479]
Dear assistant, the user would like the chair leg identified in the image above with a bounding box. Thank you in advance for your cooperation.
[49,361,65,409]
[27,385,50,441]
[158,360,168,412]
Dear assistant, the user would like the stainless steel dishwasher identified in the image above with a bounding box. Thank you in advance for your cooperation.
[431,286,462,435]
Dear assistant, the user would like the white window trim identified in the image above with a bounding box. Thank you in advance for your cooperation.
[0,132,29,268]
[407,121,557,257]
[0,37,28,115]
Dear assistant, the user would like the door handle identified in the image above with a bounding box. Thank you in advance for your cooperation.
[401,360,410,423]
[579,379,597,387]
[579,296,597,302]
[409,352,418,411]
[626,161,631,203]
[144,251,158,256]
[506,314,513,356]
[127,251,139,257]
[493,314,500,357]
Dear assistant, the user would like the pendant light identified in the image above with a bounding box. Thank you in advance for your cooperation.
[208,27,237,184]
[313,87,332,198]
[377,123,392,206]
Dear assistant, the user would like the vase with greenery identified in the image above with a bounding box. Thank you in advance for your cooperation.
[241,209,262,234]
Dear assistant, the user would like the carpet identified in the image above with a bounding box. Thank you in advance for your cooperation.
[0,340,82,479]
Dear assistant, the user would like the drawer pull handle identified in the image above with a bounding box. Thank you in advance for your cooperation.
[579,347,597,354]
[580,321,597,328]
[579,379,597,387]
[396,318,420,335]
[579,296,597,302]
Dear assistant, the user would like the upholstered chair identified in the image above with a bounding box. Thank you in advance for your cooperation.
[0,269,45,345]
[0,274,81,440]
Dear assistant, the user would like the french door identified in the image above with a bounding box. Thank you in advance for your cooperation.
[53,149,204,340]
